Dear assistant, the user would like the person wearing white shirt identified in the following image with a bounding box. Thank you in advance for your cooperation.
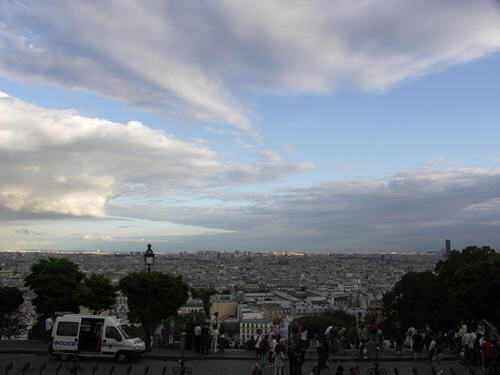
[45,315,54,341]
[211,325,219,353]
[269,335,278,366]
[325,326,333,336]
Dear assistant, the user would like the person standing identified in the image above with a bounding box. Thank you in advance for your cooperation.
[412,330,424,361]
[45,315,54,342]
[481,337,496,371]
[95,321,103,353]
[211,324,219,353]
[269,334,278,367]
[309,328,316,352]
[194,323,202,353]
[300,327,308,352]
[395,323,404,354]
[429,334,444,375]
[255,329,263,360]
[259,335,270,368]
[288,339,298,375]
[201,322,210,355]
[317,336,329,370]
[462,328,475,365]
[484,319,499,348]
[218,324,226,352]
[274,340,286,375]
[154,322,164,348]
[279,322,289,345]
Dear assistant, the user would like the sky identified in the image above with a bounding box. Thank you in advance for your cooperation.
[1,0,500,253]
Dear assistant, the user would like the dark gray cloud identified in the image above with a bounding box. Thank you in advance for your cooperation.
[0,1,499,130]
[109,167,500,251]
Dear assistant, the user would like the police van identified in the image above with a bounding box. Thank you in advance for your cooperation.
[51,314,145,362]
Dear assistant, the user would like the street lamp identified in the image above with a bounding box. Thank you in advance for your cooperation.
[144,243,155,269]
[144,244,155,352]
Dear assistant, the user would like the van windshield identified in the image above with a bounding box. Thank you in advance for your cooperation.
[117,325,132,339]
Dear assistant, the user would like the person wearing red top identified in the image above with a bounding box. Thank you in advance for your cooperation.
[481,338,496,370]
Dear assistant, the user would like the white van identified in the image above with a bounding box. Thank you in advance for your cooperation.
[51,314,145,362]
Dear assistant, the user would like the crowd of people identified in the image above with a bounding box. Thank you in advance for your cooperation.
[247,323,369,375]
[246,318,499,375]
[151,317,499,374]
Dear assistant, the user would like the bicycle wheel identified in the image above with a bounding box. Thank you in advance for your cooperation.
[367,368,375,375]
[173,367,192,375]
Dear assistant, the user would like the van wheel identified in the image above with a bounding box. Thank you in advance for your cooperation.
[115,351,129,363]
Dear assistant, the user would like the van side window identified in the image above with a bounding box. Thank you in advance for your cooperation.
[56,322,79,336]
[105,326,122,341]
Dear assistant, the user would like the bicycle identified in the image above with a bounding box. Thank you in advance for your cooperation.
[172,358,192,375]
[367,348,387,375]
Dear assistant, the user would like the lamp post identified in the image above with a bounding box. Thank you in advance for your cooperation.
[144,244,155,352]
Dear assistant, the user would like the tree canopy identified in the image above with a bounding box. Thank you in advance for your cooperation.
[383,246,500,330]
[0,286,24,338]
[75,273,117,314]
[119,271,189,326]
[24,257,84,317]
[294,310,357,339]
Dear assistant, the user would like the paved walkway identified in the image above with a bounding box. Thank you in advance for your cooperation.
[0,340,458,362]
[0,352,483,375]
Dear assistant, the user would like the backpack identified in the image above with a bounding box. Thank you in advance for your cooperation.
[261,338,269,352]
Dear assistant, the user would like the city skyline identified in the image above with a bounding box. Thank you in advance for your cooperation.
[1,1,500,252]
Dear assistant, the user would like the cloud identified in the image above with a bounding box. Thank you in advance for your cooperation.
[1,1,499,130]
[0,93,312,219]
[15,229,44,236]
[109,166,500,251]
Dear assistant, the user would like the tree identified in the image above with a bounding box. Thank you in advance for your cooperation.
[382,271,444,329]
[0,286,24,338]
[75,274,117,314]
[119,271,189,345]
[436,247,500,324]
[171,311,206,341]
[24,258,84,317]
[382,245,500,331]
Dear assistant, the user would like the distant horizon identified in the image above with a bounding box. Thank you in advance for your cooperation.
[0,247,449,255]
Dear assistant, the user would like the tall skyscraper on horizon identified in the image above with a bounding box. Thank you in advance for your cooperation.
[445,239,451,257]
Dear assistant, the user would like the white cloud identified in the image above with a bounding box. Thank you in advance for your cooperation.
[0,1,499,130]
[0,93,312,219]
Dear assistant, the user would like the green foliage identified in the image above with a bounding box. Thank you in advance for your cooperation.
[382,246,500,330]
[0,286,24,337]
[439,247,500,324]
[75,274,117,314]
[383,271,444,329]
[191,288,217,317]
[171,311,207,341]
[119,271,189,327]
[24,257,84,317]
[294,310,357,339]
